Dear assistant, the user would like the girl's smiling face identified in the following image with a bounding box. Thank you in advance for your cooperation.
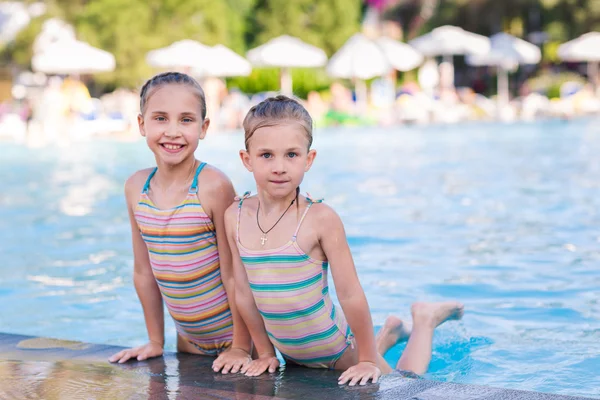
[240,122,316,198]
[138,84,209,166]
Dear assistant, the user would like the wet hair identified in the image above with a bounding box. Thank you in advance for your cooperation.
[139,72,207,119]
[243,95,313,204]
[242,95,313,150]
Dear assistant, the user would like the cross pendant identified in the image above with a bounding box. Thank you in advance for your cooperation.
[260,234,268,246]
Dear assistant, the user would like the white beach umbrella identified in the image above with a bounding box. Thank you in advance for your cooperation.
[327,33,390,112]
[327,33,391,80]
[146,39,213,70]
[32,39,115,74]
[410,25,491,60]
[558,32,600,87]
[467,33,541,107]
[196,45,252,77]
[409,26,490,88]
[32,18,76,54]
[247,35,327,95]
[376,36,423,72]
[327,33,424,112]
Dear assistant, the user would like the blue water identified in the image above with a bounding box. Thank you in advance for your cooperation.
[1,119,600,398]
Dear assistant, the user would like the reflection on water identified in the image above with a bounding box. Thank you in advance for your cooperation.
[0,356,342,400]
[0,360,150,400]
[2,119,600,398]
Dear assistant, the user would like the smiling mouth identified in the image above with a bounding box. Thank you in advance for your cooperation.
[160,144,185,152]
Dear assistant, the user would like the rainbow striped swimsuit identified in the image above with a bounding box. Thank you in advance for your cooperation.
[237,194,353,369]
[134,162,233,355]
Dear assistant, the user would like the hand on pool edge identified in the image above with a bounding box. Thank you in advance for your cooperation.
[212,347,252,374]
[338,361,381,386]
[241,354,280,376]
[108,341,164,364]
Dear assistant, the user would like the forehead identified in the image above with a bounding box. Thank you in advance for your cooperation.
[249,123,310,148]
[145,84,201,112]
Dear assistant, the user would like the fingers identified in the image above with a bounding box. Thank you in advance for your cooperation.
[245,363,265,377]
[268,359,279,373]
[244,361,268,377]
[338,369,379,386]
[229,359,245,374]
[359,374,372,386]
[212,352,251,374]
[221,363,233,374]
[108,350,126,363]
[212,357,225,372]
[371,373,379,384]
[348,375,361,386]
[117,350,137,364]
[338,370,351,385]
[109,345,162,364]
[240,362,250,374]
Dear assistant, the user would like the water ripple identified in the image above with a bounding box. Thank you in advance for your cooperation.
[1,120,600,398]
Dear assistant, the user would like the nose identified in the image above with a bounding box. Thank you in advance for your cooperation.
[164,121,180,138]
[271,157,286,175]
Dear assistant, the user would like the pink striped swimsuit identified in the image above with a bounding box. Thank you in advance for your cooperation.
[237,193,353,369]
[134,162,233,355]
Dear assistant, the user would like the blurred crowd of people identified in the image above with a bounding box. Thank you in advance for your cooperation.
[0,68,599,146]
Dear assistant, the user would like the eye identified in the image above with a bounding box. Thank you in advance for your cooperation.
[155,116,166,122]
[182,117,194,123]
[260,153,272,159]
[287,152,298,158]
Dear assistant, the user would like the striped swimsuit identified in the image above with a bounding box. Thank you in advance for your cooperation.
[237,193,353,369]
[134,162,233,355]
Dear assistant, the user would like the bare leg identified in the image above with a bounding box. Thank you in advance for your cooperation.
[396,302,464,375]
[376,316,412,356]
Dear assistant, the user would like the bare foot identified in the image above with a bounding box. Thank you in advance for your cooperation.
[376,316,412,356]
[411,301,464,329]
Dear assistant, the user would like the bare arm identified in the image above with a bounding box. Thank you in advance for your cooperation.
[129,188,164,348]
[110,171,164,363]
[318,206,378,365]
[224,203,279,375]
[199,169,252,355]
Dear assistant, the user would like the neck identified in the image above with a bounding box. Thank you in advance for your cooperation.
[257,189,297,216]
[154,157,198,190]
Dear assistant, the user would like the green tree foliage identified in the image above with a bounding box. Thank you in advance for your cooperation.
[5,0,360,92]
[6,0,247,88]
[249,0,361,55]
[5,0,598,92]
[382,0,600,43]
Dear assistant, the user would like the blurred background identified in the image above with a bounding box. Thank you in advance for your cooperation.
[1,2,600,399]
[0,0,599,143]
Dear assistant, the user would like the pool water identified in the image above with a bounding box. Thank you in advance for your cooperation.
[1,119,599,398]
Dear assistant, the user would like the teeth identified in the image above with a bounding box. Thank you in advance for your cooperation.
[163,144,183,150]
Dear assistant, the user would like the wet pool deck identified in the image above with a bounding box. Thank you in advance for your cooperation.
[0,332,594,400]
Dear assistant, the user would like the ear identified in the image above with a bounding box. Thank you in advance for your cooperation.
[138,114,146,137]
[199,117,210,140]
[239,149,253,172]
[305,149,317,172]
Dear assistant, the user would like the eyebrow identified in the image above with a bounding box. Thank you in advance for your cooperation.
[150,111,197,116]
[256,147,303,152]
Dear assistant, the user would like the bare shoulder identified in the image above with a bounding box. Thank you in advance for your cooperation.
[197,163,236,217]
[224,200,240,226]
[304,200,345,231]
[306,199,339,221]
[224,194,256,234]
[198,164,234,194]
[124,168,154,200]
